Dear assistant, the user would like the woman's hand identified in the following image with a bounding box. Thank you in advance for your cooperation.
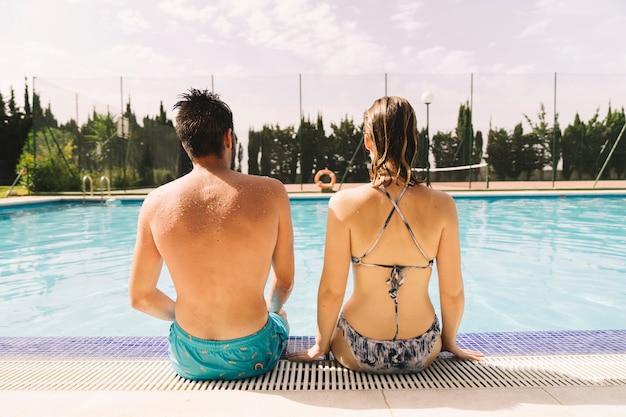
[286,344,328,362]
[442,342,484,361]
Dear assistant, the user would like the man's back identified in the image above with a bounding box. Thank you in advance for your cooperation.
[134,165,294,340]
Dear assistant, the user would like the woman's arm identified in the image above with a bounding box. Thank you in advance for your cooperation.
[288,194,351,361]
[436,194,483,361]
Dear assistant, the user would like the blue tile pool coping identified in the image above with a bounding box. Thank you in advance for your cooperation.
[1,330,625,361]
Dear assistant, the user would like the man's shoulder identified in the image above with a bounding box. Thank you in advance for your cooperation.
[142,178,183,207]
[147,179,178,197]
[238,172,279,184]
[239,174,286,194]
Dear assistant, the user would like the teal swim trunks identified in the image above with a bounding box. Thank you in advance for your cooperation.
[168,313,289,381]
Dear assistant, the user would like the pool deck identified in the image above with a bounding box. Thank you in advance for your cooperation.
[3,179,626,201]
[2,332,625,417]
[2,179,626,207]
[284,179,626,193]
[2,179,625,416]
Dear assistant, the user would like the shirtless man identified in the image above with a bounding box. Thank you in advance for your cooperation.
[129,89,294,381]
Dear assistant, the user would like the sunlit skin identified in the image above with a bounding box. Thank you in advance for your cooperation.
[129,128,294,341]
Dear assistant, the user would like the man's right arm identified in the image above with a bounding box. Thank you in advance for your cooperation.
[129,200,176,321]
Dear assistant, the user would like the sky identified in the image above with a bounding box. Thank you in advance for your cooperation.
[1,0,626,152]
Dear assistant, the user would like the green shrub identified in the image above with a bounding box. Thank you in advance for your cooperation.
[153,169,175,186]
[18,153,80,192]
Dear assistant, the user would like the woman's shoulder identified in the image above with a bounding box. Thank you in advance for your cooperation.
[417,184,454,201]
[328,185,376,218]
[329,184,375,205]
[414,185,457,219]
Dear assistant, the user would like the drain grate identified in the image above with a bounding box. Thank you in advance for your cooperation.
[1,355,624,391]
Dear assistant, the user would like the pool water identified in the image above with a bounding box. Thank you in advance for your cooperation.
[1,195,625,337]
[457,196,626,333]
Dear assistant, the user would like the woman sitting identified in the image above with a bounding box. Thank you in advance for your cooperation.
[289,96,483,373]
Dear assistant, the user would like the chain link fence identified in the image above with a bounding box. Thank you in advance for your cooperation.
[25,72,626,190]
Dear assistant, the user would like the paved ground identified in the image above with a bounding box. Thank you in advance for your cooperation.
[3,385,626,417]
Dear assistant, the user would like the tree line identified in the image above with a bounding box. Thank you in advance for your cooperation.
[7,92,190,192]
[486,103,626,180]
[1,83,624,191]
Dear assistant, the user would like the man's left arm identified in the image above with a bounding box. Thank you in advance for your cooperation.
[267,186,295,313]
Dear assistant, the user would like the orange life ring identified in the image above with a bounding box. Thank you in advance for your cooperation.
[314,169,336,190]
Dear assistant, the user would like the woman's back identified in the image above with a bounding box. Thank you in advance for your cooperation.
[333,181,456,340]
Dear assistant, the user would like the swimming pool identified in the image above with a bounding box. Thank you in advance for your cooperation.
[1,192,625,337]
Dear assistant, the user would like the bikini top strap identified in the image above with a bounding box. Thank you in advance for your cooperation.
[354,187,405,260]
[380,185,432,262]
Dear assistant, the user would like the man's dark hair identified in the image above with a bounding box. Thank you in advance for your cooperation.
[173,88,234,159]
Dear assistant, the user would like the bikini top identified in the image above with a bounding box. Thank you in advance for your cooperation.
[351,183,434,340]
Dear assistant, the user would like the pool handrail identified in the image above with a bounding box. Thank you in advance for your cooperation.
[82,175,94,200]
[99,176,111,201]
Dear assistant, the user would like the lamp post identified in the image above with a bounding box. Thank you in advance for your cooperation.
[421,92,433,185]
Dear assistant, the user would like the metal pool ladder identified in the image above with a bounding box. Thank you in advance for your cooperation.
[82,175,111,203]
[82,175,94,202]
[99,176,111,202]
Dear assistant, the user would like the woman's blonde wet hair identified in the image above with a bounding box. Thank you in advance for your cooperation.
[363,96,421,187]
